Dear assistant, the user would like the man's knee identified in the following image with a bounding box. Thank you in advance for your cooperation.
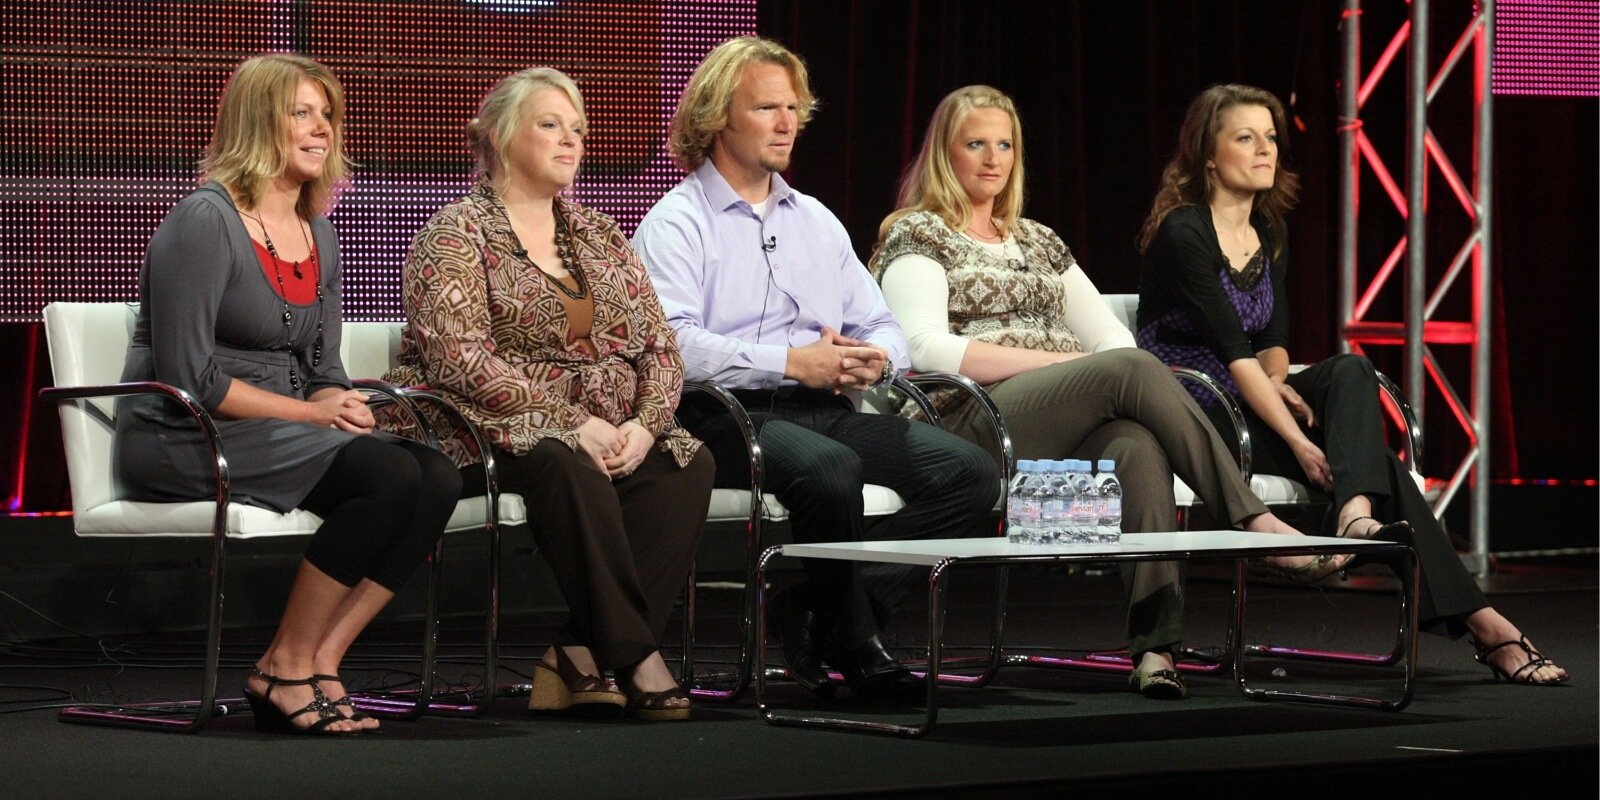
[770,438,863,504]
[940,436,1001,511]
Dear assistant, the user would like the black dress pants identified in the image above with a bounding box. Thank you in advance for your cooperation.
[463,440,714,669]
[681,387,1000,645]
[1205,354,1489,635]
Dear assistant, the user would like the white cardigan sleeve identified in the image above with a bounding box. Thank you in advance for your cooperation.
[878,254,971,373]
[1059,263,1136,352]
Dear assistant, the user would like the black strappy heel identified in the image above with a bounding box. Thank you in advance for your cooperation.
[1339,515,1412,541]
[1471,636,1569,686]
[312,673,380,730]
[244,668,357,735]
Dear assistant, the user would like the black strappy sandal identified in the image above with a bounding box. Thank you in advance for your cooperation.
[244,668,357,735]
[312,673,381,730]
[1471,636,1569,686]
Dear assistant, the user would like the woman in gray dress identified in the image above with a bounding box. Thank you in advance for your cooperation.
[115,54,462,734]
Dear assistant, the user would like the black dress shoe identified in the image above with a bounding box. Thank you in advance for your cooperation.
[825,634,923,696]
[764,589,835,698]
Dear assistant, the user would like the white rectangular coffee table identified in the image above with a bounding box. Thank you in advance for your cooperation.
[754,531,1418,738]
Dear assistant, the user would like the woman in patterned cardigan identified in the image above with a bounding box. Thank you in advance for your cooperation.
[386,68,711,720]
[869,85,1335,700]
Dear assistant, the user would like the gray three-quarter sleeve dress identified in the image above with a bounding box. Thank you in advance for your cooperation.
[114,181,359,513]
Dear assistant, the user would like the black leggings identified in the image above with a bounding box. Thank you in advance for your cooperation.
[298,435,461,592]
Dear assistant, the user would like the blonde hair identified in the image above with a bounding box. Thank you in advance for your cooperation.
[466,67,587,194]
[668,36,816,171]
[878,85,1025,243]
[202,54,350,218]
[1136,83,1300,258]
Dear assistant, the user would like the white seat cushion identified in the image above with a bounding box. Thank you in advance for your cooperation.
[1251,474,1315,506]
[445,493,528,532]
[1252,469,1427,507]
[706,484,906,524]
[1173,477,1197,507]
[75,501,325,538]
[74,492,527,538]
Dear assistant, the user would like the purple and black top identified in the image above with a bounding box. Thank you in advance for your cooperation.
[1135,204,1290,406]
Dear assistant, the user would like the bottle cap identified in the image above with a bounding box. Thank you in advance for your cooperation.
[1097,459,1115,472]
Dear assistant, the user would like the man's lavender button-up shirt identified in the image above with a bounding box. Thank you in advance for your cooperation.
[632,160,910,390]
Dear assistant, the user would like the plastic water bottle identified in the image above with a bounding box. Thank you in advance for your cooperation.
[1068,460,1099,543]
[1040,460,1072,544]
[1006,460,1042,544]
[1095,459,1123,543]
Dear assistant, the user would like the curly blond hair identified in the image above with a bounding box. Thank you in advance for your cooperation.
[668,36,816,171]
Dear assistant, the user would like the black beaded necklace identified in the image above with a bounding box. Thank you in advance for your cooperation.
[509,209,587,300]
[243,210,324,391]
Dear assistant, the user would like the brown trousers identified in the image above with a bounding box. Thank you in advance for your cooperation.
[464,440,714,669]
[947,348,1268,656]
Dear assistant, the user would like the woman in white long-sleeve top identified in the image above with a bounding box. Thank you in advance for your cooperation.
[868,85,1336,699]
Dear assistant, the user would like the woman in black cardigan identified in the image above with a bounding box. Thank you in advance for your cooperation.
[1136,84,1566,686]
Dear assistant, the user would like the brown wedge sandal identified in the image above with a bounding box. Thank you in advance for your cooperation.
[528,649,627,715]
[615,668,691,722]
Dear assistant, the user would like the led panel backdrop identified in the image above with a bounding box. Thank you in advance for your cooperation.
[0,0,755,322]
[1493,0,1600,96]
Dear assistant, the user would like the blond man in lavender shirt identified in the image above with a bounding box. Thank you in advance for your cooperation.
[635,37,999,699]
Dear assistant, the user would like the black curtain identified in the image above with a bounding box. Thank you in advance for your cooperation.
[758,0,1597,481]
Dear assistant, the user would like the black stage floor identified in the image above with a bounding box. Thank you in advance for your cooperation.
[0,566,1594,798]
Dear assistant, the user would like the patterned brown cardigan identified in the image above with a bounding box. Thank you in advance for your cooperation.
[383,181,700,468]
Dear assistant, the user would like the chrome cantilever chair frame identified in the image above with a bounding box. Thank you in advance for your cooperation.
[677,380,760,700]
[41,378,458,730]
[339,319,519,717]
[42,303,505,731]
[1189,365,1423,669]
[678,374,1013,700]
[43,380,232,733]
[898,372,1014,689]
[342,384,503,719]
[1099,293,1425,671]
